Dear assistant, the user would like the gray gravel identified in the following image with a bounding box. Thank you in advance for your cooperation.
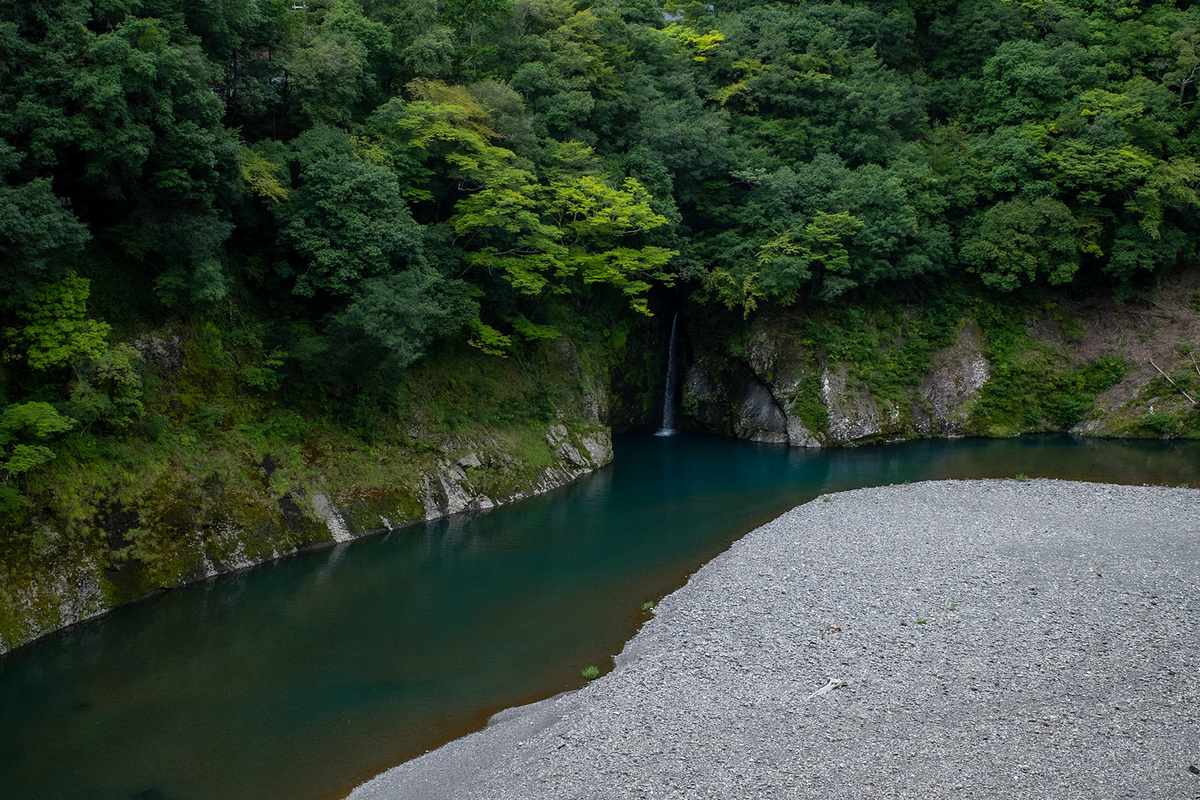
[348,479,1200,800]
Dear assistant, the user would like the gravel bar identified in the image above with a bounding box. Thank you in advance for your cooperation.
[348,479,1200,800]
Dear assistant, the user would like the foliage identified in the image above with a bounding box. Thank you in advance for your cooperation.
[278,130,427,297]
[67,344,146,430]
[6,274,110,371]
[318,268,477,385]
[5,0,1200,395]
[960,198,1079,291]
[0,145,90,303]
[0,402,76,479]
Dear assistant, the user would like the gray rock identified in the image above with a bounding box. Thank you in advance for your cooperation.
[821,363,887,443]
[732,378,789,444]
[683,358,729,432]
[133,332,183,373]
[913,319,990,435]
[415,426,615,521]
[744,321,822,448]
[784,414,821,448]
[311,491,354,541]
[578,431,613,466]
[546,424,605,469]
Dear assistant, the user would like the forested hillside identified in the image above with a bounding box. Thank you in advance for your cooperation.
[3,0,1200,644]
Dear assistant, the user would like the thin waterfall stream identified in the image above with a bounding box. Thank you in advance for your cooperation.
[655,312,679,436]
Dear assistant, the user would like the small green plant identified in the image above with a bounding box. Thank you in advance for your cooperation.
[1014,473,1030,482]
[1142,411,1177,436]
[788,372,830,436]
[581,665,600,681]
[640,601,656,611]
[916,618,928,625]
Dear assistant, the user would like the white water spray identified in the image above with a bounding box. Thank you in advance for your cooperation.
[655,312,679,437]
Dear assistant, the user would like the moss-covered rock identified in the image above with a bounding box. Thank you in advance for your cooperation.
[0,334,616,655]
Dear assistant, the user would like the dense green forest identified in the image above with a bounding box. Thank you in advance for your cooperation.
[3,0,1200,543]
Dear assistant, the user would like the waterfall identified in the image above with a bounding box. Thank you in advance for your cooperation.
[655,312,679,436]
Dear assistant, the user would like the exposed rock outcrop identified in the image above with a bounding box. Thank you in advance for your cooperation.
[133,332,184,373]
[684,315,922,448]
[912,319,989,436]
[411,424,613,521]
[682,274,1200,447]
[820,364,905,443]
[682,360,790,443]
[681,357,728,433]
[734,380,789,443]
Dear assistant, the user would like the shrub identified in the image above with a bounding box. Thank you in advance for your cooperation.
[1142,411,1177,436]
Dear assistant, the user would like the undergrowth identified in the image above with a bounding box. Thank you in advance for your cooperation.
[967,300,1126,436]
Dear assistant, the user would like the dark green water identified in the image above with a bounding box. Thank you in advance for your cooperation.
[3,433,1199,800]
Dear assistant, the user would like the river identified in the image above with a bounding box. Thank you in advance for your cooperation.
[2,433,1198,800]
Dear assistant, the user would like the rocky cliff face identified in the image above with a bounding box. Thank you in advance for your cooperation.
[911,320,990,436]
[681,274,1200,447]
[684,318,988,447]
[412,424,612,520]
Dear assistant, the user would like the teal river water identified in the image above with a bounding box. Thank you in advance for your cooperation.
[3,433,1199,800]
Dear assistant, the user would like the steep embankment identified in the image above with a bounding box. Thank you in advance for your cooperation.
[0,336,616,655]
[683,273,1200,446]
[349,479,1200,800]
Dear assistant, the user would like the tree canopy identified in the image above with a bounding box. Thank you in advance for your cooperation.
[3,0,1200,455]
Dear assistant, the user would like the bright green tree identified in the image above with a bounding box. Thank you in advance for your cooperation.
[6,274,110,371]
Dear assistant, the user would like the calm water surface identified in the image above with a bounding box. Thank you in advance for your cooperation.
[3,433,1199,800]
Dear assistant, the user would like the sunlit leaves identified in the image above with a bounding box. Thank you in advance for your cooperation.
[754,211,864,303]
[453,167,676,313]
[6,274,110,371]
[238,146,288,203]
[661,23,724,62]
[1044,139,1154,191]
[0,402,75,442]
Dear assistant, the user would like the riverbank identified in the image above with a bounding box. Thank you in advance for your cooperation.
[0,326,623,656]
[0,419,613,655]
[349,479,1200,800]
